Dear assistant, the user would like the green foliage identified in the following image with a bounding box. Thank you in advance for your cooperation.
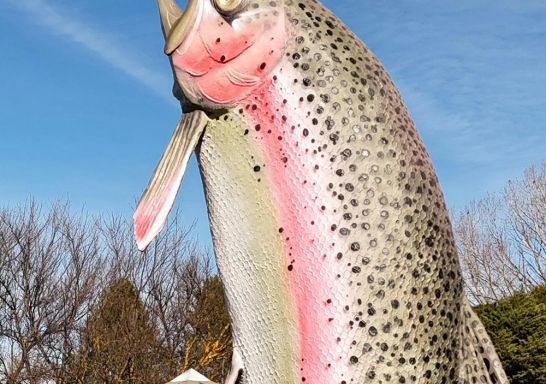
[194,276,231,338]
[78,278,168,384]
[475,285,546,384]
[182,276,232,381]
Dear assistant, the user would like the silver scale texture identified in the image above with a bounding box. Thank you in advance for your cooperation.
[165,0,510,383]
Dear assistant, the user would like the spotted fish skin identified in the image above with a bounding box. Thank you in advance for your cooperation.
[196,1,509,383]
[142,0,509,383]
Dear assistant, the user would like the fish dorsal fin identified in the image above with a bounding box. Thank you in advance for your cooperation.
[133,110,208,251]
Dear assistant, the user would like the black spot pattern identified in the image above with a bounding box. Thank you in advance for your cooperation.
[192,1,509,383]
[273,0,506,382]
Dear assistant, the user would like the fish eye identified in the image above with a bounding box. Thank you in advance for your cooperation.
[213,0,245,14]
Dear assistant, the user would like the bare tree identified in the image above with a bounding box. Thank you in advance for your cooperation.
[0,201,102,384]
[454,163,546,304]
[99,214,231,378]
[0,201,232,383]
[505,165,546,284]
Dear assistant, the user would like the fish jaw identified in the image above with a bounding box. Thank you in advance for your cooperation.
[166,0,288,109]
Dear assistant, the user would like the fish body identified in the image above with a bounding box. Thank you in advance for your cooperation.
[134,1,509,383]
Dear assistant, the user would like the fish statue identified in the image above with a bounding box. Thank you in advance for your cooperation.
[133,0,509,383]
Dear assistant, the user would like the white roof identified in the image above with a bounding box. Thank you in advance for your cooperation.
[167,368,216,384]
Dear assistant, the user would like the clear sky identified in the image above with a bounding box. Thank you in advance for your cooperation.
[1,0,545,250]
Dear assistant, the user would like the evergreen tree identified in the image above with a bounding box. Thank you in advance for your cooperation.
[475,285,546,384]
[76,278,168,384]
[179,276,232,381]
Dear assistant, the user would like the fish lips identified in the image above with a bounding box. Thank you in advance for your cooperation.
[162,0,203,55]
[159,0,288,110]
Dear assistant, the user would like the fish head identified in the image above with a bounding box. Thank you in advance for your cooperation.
[159,0,287,110]
[134,0,288,250]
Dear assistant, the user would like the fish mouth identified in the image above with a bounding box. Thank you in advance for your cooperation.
[159,0,202,55]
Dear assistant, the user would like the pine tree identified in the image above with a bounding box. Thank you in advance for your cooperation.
[179,276,232,381]
[76,278,168,384]
[475,285,546,384]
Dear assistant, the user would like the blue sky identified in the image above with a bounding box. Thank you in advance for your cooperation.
[1,0,545,250]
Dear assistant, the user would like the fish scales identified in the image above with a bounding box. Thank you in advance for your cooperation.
[134,0,509,383]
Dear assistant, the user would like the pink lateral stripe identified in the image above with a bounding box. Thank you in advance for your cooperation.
[241,76,348,383]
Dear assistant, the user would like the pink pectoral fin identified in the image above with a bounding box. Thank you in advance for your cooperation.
[133,110,208,251]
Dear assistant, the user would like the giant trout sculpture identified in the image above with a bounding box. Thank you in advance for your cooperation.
[133,0,509,383]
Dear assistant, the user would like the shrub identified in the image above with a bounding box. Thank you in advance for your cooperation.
[475,285,546,384]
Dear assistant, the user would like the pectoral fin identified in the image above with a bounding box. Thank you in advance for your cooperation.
[133,110,209,251]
